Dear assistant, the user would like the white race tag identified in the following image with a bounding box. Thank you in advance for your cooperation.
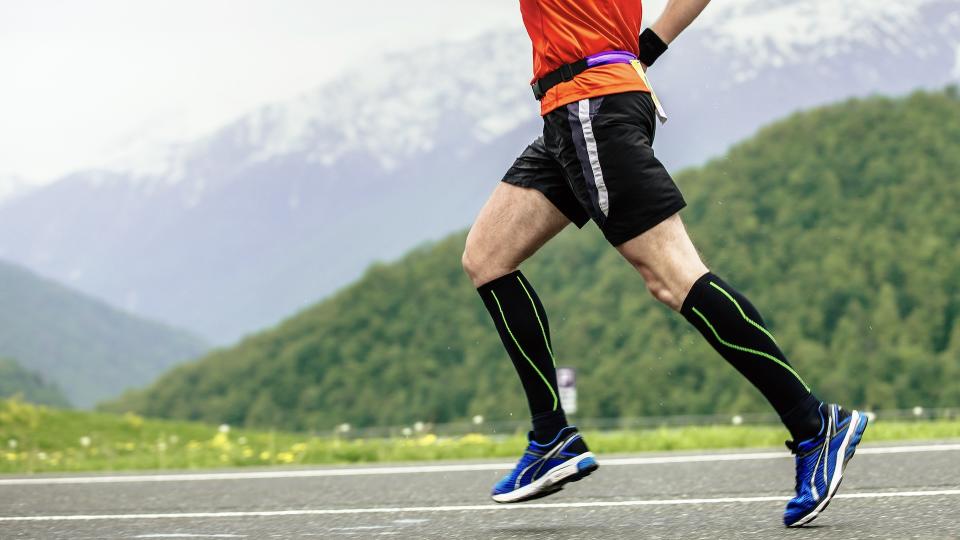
[631,59,668,124]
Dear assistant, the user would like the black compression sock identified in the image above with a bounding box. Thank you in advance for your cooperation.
[478,271,566,434]
[782,396,827,442]
[680,273,822,437]
[532,410,569,444]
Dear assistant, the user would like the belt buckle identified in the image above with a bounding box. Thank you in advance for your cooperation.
[531,81,545,101]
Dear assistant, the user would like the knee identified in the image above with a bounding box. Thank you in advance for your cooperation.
[631,261,687,311]
[645,277,683,311]
[461,247,482,284]
[461,244,514,288]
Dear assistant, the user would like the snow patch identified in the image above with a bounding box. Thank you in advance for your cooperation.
[709,0,928,51]
[706,0,934,83]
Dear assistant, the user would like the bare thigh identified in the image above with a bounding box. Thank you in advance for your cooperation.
[462,182,570,287]
[616,213,709,311]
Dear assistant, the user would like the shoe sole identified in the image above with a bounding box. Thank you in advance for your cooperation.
[787,410,869,527]
[491,452,599,503]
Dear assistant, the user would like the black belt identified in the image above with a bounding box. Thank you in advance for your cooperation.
[530,50,638,101]
[531,59,589,101]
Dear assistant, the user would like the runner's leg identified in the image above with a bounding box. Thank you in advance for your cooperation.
[616,214,823,441]
[468,182,599,504]
[542,91,823,441]
[547,90,857,524]
[463,182,572,442]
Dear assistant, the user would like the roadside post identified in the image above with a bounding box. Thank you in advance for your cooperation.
[557,367,577,414]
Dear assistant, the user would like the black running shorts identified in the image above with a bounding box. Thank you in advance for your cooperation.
[502,91,686,246]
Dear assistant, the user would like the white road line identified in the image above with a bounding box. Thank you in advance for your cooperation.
[0,443,957,486]
[2,489,959,522]
[134,535,244,538]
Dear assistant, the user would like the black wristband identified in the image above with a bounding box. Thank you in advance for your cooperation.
[638,28,668,66]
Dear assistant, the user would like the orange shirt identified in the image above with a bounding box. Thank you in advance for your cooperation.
[520,0,650,115]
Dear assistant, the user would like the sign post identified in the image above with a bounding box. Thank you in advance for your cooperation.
[557,367,577,414]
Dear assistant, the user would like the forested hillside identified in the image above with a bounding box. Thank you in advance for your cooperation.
[0,358,69,407]
[0,260,207,408]
[107,89,960,430]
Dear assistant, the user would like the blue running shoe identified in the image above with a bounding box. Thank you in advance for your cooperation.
[784,404,869,527]
[491,426,598,503]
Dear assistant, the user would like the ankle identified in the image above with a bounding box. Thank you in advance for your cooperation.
[532,410,569,444]
[782,395,825,442]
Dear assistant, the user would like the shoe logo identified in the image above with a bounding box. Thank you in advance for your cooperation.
[515,433,579,489]
[809,408,835,501]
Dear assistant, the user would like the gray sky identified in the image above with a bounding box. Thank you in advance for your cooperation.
[0,0,524,183]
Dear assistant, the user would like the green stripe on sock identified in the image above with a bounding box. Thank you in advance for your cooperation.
[490,290,559,410]
[516,276,556,367]
[691,306,810,391]
[709,281,779,345]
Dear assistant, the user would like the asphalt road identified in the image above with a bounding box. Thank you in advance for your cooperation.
[1,442,959,539]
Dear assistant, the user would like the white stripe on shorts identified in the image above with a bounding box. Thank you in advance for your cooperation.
[577,99,609,216]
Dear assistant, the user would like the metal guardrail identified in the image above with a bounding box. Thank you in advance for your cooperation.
[325,407,960,440]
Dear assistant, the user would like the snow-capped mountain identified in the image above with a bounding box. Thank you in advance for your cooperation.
[650,0,960,167]
[0,0,956,343]
[100,33,537,192]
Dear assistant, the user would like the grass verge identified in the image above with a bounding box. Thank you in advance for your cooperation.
[2,399,958,474]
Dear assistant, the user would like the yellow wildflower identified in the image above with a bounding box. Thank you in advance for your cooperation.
[124,412,145,429]
[459,434,490,445]
[417,434,438,446]
[211,432,230,449]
